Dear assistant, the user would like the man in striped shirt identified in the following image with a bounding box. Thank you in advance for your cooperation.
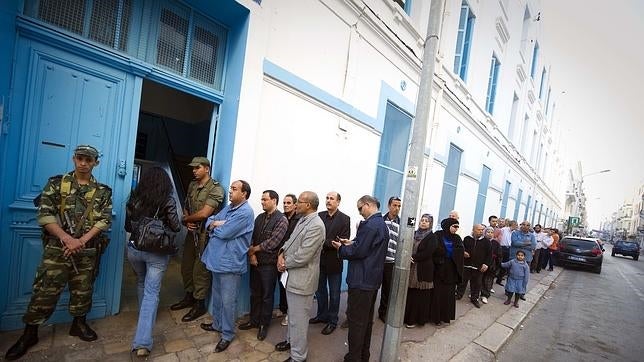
[377,196,401,322]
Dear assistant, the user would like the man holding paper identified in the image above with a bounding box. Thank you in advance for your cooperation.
[275,191,325,362]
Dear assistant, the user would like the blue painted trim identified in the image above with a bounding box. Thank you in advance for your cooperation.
[376,81,415,132]
[263,59,380,132]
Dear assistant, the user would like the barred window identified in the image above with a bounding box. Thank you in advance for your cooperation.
[156,2,227,89]
[25,0,132,52]
[156,4,190,74]
[24,0,228,90]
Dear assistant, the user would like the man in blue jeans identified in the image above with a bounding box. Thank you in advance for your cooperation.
[333,195,388,362]
[201,180,255,353]
[309,192,350,335]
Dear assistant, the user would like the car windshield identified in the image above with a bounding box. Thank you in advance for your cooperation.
[563,239,596,250]
[620,242,638,247]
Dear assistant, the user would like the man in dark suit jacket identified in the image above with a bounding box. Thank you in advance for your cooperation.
[333,195,389,362]
[309,192,350,335]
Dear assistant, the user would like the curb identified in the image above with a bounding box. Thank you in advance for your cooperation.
[453,267,563,360]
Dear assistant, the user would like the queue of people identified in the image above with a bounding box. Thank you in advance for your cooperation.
[4,146,557,361]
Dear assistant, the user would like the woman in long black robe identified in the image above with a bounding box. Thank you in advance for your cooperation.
[429,218,464,325]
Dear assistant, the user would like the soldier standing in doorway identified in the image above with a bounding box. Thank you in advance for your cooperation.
[5,145,113,360]
[171,157,224,322]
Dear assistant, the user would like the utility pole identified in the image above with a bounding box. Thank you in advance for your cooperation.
[380,0,445,360]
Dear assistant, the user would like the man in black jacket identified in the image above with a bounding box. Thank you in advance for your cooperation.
[455,224,491,308]
[239,190,288,340]
[309,192,350,335]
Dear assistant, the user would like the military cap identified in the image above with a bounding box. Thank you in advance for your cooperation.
[74,144,100,159]
[188,157,210,167]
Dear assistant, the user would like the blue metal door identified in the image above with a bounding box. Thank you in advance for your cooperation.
[0,37,139,330]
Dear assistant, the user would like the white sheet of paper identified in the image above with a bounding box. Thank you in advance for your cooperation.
[280,270,288,287]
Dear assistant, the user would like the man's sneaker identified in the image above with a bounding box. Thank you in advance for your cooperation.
[405,324,416,329]
[481,296,488,304]
[490,288,495,294]
[281,315,288,326]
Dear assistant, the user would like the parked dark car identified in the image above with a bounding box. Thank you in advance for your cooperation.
[559,237,603,274]
[612,240,640,261]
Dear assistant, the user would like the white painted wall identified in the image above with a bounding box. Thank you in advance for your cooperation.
[230,0,562,230]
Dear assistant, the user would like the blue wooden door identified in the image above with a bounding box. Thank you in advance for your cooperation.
[0,37,139,330]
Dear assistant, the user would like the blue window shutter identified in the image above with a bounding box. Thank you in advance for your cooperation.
[530,42,539,78]
[473,165,491,224]
[454,2,474,81]
[486,55,500,113]
[500,181,511,218]
[524,195,532,221]
[438,144,463,221]
[513,188,523,221]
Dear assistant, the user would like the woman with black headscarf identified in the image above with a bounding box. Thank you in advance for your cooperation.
[404,214,435,328]
[429,218,464,326]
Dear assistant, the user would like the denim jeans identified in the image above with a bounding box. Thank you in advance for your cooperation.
[314,270,342,325]
[211,272,242,341]
[127,243,170,351]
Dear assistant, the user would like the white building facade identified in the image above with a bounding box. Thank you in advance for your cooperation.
[237,0,564,228]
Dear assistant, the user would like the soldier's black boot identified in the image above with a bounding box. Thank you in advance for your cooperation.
[181,299,206,322]
[5,324,39,360]
[69,316,98,341]
[170,292,195,311]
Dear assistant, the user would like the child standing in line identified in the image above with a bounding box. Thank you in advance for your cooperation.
[501,250,530,307]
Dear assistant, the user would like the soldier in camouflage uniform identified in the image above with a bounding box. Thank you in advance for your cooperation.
[5,145,112,361]
[170,157,224,322]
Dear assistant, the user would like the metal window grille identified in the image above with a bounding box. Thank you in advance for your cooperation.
[25,0,132,52]
[88,0,131,51]
[156,5,189,74]
[189,16,226,88]
[35,0,86,35]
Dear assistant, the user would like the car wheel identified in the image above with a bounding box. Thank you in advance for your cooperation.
[611,251,615,257]
[593,265,602,274]
[634,255,639,261]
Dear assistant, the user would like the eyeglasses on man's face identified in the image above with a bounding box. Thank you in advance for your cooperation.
[357,203,367,213]
[451,225,460,229]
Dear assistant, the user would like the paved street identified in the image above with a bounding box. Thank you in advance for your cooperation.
[498,245,644,362]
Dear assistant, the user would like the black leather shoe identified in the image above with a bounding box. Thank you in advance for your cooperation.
[275,340,291,351]
[308,317,324,324]
[214,339,230,353]
[69,316,98,341]
[471,300,481,309]
[170,293,195,311]
[257,325,268,341]
[5,324,39,360]
[519,295,526,301]
[321,323,336,335]
[238,321,258,330]
[496,281,504,286]
[181,299,206,322]
[200,323,221,333]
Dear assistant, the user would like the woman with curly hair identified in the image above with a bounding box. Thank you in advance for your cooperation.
[125,167,181,357]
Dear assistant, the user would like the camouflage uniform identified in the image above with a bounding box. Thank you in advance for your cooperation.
[181,178,224,299]
[24,172,112,325]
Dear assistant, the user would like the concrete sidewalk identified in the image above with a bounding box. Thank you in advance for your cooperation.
[0,268,562,362]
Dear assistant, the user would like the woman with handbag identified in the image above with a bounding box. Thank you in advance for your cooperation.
[125,167,181,357]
